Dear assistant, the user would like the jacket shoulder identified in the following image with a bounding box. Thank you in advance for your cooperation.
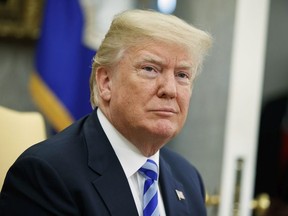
[160,146,206,196]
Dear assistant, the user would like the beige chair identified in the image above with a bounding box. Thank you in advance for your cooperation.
[0,106,46,190]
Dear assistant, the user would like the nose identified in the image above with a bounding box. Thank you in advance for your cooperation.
[157,72,177,99]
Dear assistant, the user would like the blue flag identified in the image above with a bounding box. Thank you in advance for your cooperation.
[30,0,96,131]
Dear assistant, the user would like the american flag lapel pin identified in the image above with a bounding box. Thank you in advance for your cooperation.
[175,189,185,200]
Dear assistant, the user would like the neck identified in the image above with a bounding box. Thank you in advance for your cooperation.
[121,130,171,157]
[99,105,171,157]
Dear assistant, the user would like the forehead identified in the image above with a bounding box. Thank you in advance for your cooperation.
[125,41,195,68]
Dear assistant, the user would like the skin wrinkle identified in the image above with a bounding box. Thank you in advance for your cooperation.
[131,43,196,82]
[97,41,196,156]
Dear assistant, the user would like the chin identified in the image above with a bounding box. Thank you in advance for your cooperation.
[150,122,178,139]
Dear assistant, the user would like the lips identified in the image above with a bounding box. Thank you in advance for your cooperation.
[151,108,178,115]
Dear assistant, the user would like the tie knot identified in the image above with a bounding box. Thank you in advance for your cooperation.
[139,159,158,181]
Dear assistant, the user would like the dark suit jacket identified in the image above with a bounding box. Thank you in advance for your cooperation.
[0,109,207,215]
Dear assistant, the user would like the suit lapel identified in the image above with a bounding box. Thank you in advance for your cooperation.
[91,160,138,216]
[159,155,190,216]
[83,110,138,215]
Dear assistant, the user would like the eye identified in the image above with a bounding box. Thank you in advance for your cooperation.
[138,65,159,79]
[176,72,189,79]
[142,66,156,73]
[175,71,192,85]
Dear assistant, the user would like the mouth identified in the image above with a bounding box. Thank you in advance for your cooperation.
[151,108,178,116]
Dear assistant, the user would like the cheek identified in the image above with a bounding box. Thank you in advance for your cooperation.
[179,90,192,110]
[112,85,141,112]
[114,91,131,107]
[124,81,155,105]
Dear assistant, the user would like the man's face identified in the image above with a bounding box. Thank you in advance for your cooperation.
[104,41,195,149]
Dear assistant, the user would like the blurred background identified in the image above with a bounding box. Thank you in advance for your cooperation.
[0,0,287,215]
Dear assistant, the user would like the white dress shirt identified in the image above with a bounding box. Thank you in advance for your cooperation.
[97,109,166,216]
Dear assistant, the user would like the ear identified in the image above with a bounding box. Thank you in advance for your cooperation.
[96,66,112,102]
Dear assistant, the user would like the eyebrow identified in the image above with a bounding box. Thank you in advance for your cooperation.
[141,54,165,66]
[140,54,194,70]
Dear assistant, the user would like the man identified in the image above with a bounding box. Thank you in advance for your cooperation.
[0,9,212,216]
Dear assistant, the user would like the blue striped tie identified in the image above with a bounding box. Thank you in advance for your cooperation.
[138,159,160,216]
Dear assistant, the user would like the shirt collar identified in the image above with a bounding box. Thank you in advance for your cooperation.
[97,108,159,178]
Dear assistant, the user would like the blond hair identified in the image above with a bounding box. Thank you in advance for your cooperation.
[90,9,212,108]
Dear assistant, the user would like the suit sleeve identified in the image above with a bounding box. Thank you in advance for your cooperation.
[0,156,79,216]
